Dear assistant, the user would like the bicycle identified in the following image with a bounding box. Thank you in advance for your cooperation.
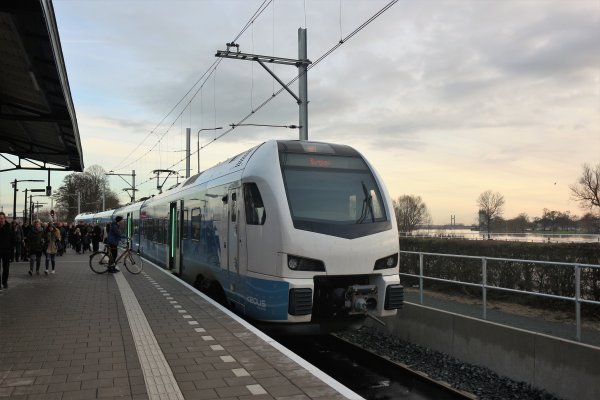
[89,240,143,274]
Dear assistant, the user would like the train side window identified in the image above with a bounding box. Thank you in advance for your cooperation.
[244,183,266,225]
[191,208,201,240]
[182,209,189,239]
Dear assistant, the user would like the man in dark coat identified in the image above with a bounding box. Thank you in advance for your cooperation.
[0,212,15,290]
[92,223,102,252]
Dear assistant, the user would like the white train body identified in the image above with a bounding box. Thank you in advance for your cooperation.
[76,140,403,331]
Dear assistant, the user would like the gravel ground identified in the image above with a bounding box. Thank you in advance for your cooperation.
[338,326,561,400]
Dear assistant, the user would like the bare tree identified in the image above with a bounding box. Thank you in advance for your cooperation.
[393,195,432,234]
[570,163,600,214]
[477,190,505,238]
[54,165,121,221]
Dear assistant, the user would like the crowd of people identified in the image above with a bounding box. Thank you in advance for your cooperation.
[0,211,121,290]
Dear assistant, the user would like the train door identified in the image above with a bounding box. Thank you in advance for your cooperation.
[168,201,183,274]
[227,187,240,277]
[126,213,132,241]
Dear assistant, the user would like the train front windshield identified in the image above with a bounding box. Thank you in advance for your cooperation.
[280,153,391,238]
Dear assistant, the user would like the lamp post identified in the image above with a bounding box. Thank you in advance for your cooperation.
[106,170,137,202]
[11,179,44,220]
[24,188,46,222]
[29,194,47,223]
[197,127,222,173]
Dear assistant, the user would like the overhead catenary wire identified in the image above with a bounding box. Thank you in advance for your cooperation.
[113,1,274,173]
[230,0,272,43]
[200,0,400,151]
[134,0,399,186]
[124,0,399,191]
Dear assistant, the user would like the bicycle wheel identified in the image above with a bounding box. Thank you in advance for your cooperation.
[89,252,110,274]
[124,251,143,274]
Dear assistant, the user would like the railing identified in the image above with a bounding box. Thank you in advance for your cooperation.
[399,231,600,243]
[399,250,600,341]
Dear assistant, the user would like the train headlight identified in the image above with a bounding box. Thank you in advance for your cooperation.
[287,255,325,272]
[374,253,398,270]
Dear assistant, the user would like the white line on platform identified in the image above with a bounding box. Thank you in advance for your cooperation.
[113,272,184,400]
[144,258,364,400]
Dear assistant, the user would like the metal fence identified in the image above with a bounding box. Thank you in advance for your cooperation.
[399,250,600,341]
[399,231,600,243]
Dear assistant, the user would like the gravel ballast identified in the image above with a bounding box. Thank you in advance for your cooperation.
[338,326,561,400]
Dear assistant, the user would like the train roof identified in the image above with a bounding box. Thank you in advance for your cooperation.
[107,140,365,211]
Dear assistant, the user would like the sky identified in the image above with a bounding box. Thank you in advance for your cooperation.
[1,0,598,225]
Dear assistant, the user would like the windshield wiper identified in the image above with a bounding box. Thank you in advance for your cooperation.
[356,181,375,224]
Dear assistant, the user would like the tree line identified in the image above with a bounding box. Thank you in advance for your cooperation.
[395,163,600,234]
[53,165,121,221]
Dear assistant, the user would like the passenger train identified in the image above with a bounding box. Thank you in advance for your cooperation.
[76,140,403,332]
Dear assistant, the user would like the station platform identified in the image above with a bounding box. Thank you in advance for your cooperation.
[0,252,358,400]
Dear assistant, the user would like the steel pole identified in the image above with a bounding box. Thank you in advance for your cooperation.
[575,265,581,341]
[482,258,488,320]
[419,253,424,304]
[24,189,28,221]
[29,195,33,224]
[132,170,136,202]
[185,128,191,178]
[298,28,308,140]
[12,179,17,220]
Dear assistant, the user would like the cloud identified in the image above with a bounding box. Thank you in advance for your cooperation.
[34,0,599,223]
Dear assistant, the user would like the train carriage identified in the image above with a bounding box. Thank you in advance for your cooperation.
[76,140,403,332]
[140,140,403,331]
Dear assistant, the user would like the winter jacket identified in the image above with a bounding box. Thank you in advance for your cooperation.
[0,222,15,254]
[27,227,45,253]
[45,229,61,254]
[107,222,122,246]
[14,225,23,241]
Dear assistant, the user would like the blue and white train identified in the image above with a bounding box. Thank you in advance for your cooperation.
[76,140,403,332]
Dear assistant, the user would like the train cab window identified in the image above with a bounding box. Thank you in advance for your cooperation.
[280,153,391,239]
[244,183,266,225]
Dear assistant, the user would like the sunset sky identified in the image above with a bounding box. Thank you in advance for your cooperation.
[1,0,598,225]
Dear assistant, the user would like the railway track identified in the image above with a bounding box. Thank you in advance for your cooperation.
[276,333,476,400]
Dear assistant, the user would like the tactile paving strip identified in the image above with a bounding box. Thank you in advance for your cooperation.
[113,272,185,400]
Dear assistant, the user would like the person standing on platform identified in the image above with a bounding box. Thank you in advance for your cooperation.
[73,228,82,253]
[27,219,45,275]
[21,220,31,261]
[92,223,102,252]
[58,222,67,255]
[107,216,123,273]
[12,221,23,262]
[0,212,15,290]
[44,224,61,274]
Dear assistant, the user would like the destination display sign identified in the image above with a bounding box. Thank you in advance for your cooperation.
[283,153,367,170]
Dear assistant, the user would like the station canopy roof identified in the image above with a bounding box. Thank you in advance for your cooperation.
[0,0,84,172]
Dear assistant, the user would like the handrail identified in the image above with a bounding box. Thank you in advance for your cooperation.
[399,250,600,341]
[399,231,600,243]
